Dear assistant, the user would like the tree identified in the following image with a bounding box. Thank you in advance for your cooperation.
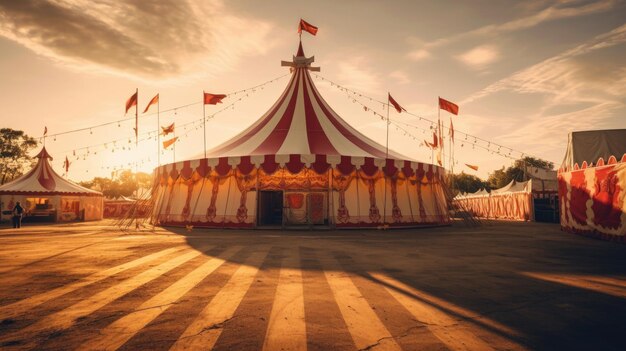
[449,172,487,195]
[487,156,554,190]
[79,171,153,198]
[0,128,38,184]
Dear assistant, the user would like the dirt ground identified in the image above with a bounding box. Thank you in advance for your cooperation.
[0,220,625,351]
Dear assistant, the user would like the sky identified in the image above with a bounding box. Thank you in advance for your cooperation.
[0,0,625,182]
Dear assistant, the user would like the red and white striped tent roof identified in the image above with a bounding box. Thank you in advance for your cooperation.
[0,147,102,197]
[205,42,409,161]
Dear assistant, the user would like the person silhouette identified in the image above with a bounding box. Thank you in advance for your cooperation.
[12,201,24,228]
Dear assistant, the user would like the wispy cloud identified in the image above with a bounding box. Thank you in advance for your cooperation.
[336,57,381,94]
[407,0,615,58]
[460,23,626,160]
[463,23,626,104]
[389,70,411,85]
[0,0,274,80]
[456,45,500,70]
[406,48,431,61]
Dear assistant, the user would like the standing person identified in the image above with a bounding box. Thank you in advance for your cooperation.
[12,201,24,228]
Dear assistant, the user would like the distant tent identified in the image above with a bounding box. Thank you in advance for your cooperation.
[0,147,103,222]
[454,180,534,221]
[558,129,626,241]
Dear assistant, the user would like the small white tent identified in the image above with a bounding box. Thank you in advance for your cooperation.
[0,147,103,222]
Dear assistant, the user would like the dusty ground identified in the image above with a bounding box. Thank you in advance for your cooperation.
[0,220,625,351]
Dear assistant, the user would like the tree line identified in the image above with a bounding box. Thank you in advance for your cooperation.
[449,156,554,195]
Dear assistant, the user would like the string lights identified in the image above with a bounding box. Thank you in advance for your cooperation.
[313,73,556,166]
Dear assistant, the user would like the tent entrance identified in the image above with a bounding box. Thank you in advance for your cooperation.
[258,191,284,226]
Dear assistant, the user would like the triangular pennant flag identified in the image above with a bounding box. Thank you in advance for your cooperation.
[143,93,159,113]
[163,137,178,149]
[161,123,175,136]
[388,93,406,113]
[449,118,454,142]
[465,164,479,171]
[125,91,138,114]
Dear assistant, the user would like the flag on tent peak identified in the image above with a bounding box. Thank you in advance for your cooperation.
[44,126,48,136]
[298,19,318,36]
[439,97,459,115]
[203,92,227,105]
[388,93,406,113]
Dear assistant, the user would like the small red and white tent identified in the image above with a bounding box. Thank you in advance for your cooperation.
[0,147,103,222]
[152,42,449,228]
[558,129,626,241]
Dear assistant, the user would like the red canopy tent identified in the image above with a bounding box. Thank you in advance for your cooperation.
[152,42,449,229]
[558,129,626,241]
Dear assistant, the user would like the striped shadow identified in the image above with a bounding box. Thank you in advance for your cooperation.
[170,248,270,351]
[0,247,183,320]
[262,250,306,351]
[321,255,402,351]
[78,246,243,351]
[0,248,205,349]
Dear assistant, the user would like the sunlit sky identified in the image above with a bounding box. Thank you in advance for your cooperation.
[1,0,625,182]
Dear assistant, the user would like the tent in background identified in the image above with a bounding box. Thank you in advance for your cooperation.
[454,180,534,221]
[0,147,103,222]
[558,129,626,241]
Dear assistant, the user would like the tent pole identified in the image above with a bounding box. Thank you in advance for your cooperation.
[157,98,160,168]
[203,91,207,160]
[383,98,390,227]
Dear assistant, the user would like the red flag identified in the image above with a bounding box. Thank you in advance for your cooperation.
[125,91,138,114]
[203,92,227,105]
[64,156,70,173]
[44,126,48,136]
[161,123,175,136]
[439,97,459,115]
[298,19,318,36]
[163,137,178,149]
[432,131,438,148]
[143,93,159,113]
[388,93,406,113]
[465,164,479,171]
[438,120,443,148]
[449,118,454,142]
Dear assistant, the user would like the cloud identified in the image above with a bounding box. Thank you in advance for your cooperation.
[408,0,615,55]
[463,23,626,104]
[406,48,431,61]
[336,57,381,94]
[389,70,411,85]
[456,45,500,70]
[460,23,626,161]
[0,0,274,79]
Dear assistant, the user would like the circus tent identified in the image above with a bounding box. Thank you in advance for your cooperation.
[152,42,449,229]
[0,147,103,222]
[454,180,534,221]
[558,129,626,241]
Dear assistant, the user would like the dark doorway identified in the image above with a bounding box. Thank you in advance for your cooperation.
[258,191,283,226]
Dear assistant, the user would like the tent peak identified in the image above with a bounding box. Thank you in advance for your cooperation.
[296,40,305,57]
[35,147,53,160]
